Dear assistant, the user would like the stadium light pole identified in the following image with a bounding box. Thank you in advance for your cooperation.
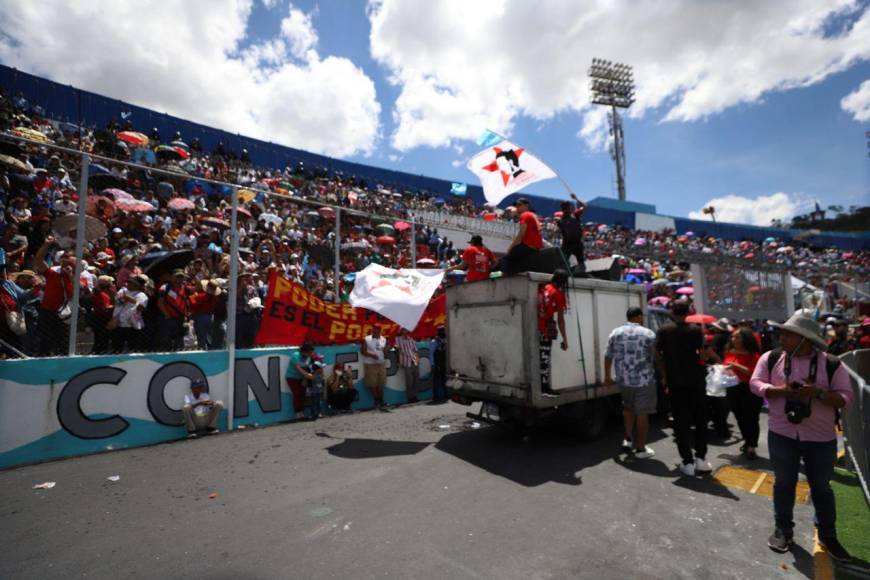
[589,59,635,201]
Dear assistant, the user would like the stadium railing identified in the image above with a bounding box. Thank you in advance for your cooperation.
[839,349,870,506]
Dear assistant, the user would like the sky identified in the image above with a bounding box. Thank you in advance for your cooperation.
[0,0,868,226]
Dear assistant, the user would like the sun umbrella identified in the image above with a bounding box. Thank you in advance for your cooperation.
[102,188,134,201]
[0,153,32,173]
[173,146,190,160]
[168,197,195,211]
[776,246,793,254]
[376,223,396,234]
[686,314,716,324]
[594,240,607,246]
[652,278,669,286]
[89,163,111,175]
[115,198,156,213]
[199,216,230,229]
[416,258,436,266]
[170,140,189,150]
[627,268,646,275]
[51,215,107,241]
[154,144,182,160]
[744,252,755,259]
[597,224,609,231]
[764,237,776,243]
[305,210,320,218]
[259,213,283,227]
[748,285,762,293]
[140,250,194,277]
[684,231,695,237]
[237,189,256,203]
[634,238,647,246]
[236,206,252,219]
[86,195,115,216]
[376,235,396,246]
[117,131,149,146]
[676,287,694,295]
[11,126,52,143]
[433,198,446,206]
[318,206,335,219]
[394,221,411,231]
[648,296,671,305]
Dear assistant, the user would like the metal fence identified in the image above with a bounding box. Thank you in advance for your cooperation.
[839,349,870,507]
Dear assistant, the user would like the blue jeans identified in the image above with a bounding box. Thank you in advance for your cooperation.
[193,313,213,350]
[768,430,837,539]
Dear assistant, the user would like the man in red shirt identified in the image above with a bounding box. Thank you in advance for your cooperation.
[34,237,76,356]
[538,269,569,394]
[448,235,496,282]
[157,269,190,351]
[499,197,542,275]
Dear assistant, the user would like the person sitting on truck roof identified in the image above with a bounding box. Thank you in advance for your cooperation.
[538,269,569,395]
[447,235,496,282]
[497,198,542,275]
[605,306,657,459]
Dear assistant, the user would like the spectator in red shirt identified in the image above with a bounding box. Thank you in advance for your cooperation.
[538,269,569,394]
[34,237,76,356]
[499,197,542,275]
[448,235,496,282]
[157,269,189,351]
[189,279,220,350]
[723,328,763,459]
[90,275,115,354]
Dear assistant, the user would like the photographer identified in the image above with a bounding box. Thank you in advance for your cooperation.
[750,312,853,561]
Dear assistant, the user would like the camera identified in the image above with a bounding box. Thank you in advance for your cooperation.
[785,381,812,424]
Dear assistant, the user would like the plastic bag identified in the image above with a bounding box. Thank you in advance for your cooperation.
[706,364,740,397]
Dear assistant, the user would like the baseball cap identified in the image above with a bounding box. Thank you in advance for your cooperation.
[190,378,206,389]
[515,197,530,206]
[469,235,483,245]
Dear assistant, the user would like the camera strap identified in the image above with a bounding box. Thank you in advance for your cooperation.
[783,349,818,385]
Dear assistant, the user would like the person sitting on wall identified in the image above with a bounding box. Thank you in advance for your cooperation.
[326,361,358,412]
[182,378,223,438]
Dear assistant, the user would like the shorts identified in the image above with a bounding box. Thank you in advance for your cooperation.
[363,364,386,389]
[619,383,657,415]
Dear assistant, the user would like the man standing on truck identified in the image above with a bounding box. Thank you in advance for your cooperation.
[498,197,542,275]
[361,326,389,411]
[656,302,717,476]
[556,193,586,274]
[447,235,496,282]
[605,306,657,458]
[538,269,569,394]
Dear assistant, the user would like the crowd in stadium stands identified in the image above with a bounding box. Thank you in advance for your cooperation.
[0,86,867,357]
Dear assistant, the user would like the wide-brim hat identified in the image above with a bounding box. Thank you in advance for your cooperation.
[767,312,827,350]
[710,318,732,333]
[201,279,222,296]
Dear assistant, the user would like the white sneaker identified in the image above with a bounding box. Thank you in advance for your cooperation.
[679,462,696,476]
[634,446,655,459]
[694,458,713,473]
[621,439,633,451]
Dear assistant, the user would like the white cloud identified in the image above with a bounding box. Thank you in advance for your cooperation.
[368,0,870,151]
[841,79,870,121]
[260,0,279,9]
[688,192,807,226]
[0,1,380,157]
[450,159,462,168]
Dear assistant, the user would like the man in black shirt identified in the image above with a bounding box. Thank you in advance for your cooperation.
[656,302,717,476]
[556,193,586,274]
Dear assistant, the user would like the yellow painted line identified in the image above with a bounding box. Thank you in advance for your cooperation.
[749,472,767,494]
[813,528,834,580]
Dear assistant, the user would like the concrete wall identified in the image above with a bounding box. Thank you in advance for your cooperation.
[0,344,433,469]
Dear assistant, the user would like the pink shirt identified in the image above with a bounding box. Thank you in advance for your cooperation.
[750,350,853,442]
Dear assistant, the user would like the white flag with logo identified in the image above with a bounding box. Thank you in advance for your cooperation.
[466,140,557,206]
[349,264,445,330]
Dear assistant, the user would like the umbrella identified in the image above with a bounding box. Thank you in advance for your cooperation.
[170,140,189,150]
[634,238,647,246]
[199,217,230,229]
[376,235,396,246]
[0,153,32,173]
[376,223,396,234]
[51,214,108,242]
[648,296,671,305]
[102,188,134,200]
[553,211,564,218]
[676,287,694,295]
[686,314,716,324]
[140,250,194,277]
[764,237,776,243]
[168,197,195,211]
[173,146,190,160]
[237,189,256,203]
[154,144,182,160]
[394,221,411,231]
[627,268,646,275]
[117,131,149,146]
[744,252,755,259]
[115,198,156,213]
[89,163,111,175]
[259,213,283,227]
[236,207,252,219]
[11,126,52,143]
[305,210,320,219]
[684,231,695,237]
[776,246,793,254]
[597,224,609,231]
[652,278,669,286]
[318,206,335,219]
[594,240,607,246]
[86,195,115,216]
[416,258,436,266]
[748,285,762,293]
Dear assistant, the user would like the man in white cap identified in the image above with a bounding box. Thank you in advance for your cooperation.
[750,312,853,561]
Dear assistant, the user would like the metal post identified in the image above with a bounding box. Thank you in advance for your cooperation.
[68,153,90,356]
[612,105,626,201]
[410,217,417,267]
[334,207,341,303]
[225,187,241,431]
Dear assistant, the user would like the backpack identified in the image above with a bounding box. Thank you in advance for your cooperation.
[765,348,840,386]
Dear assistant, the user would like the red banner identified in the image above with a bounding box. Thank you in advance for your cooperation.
[255,272,446,346]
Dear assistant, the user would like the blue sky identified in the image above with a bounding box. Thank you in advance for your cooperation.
[1,0,868,225]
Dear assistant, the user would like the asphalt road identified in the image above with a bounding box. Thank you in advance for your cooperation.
[0,402,815,580]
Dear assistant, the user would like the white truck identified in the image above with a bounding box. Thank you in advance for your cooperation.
[446,272,647,438]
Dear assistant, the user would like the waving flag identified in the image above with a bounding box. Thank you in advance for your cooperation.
[477,129,502,148]
[350,264,445,330]
[450,182,467,196]
[467,140,557,206]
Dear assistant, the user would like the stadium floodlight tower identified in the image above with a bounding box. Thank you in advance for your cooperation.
[589,58,635,201]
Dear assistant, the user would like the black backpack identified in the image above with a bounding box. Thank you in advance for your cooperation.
[765,348,841,386]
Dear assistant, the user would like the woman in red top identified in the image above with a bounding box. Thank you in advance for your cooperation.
[723,328,763,459]
[538,269,569,394]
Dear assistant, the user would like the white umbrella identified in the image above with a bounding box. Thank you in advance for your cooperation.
[259,213,283,226]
